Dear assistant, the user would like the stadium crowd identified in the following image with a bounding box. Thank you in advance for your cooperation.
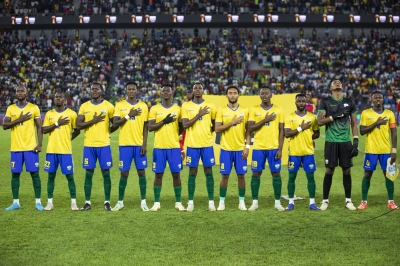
[1,26,400,114]
[6,0,400,16]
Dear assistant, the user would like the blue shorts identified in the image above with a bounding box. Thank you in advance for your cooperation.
[10,151,39,173]
[152,148,182,173]
[364,153,390,171]
[186,147,215,167]
[220,149,247,175]
[251,149,282,173]
[288,155,316,173]
[119,146,148,172]
[82,146,113,170]
[44,154,74,174]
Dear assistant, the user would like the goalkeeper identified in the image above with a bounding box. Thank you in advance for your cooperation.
[357,91,398,210]
[317,80,359,211]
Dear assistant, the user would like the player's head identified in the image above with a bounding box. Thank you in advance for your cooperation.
[225,85,240,104]
[54,91,65,107]
[15,85,27,101]
[125,81,138,98]
[295,93,307,112]
[192,82,204,100]
[161,83,173,100]
[329,79,343,92]
[90,82,103,100]
[371,91,384,108]
[259,86,272,104]
[306,93,312,103]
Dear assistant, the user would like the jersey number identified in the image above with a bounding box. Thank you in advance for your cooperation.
[119,161,124,167]
[186,156,192,164]
[11,161,15,168]
[289,162,294,169]
[44,161,51,168]
[221,163,225,170]
[152,162,156,169]
[84,158,89,165]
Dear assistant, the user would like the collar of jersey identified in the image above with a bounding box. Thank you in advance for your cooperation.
[126,99,138,106]
[192,100,204,105]
[16,102,28,109]
[372,108,385,115]
[161,103,174,109]
[55,108,67,113]
[330,95,344,102]
[227,104,239,111]
[295,111,307,117]
[260,104,273,111]
[90,99,104,105]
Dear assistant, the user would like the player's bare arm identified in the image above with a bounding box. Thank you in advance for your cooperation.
[34,117,43,152]
[148,114,176,132]
[141,121,148,156]
[215,115,243,133]
[182,106,209,129]
[275,123,284,159]
[390,127,397,164]
[312,130,320,140]
[42,116,70,134]
[76,112,105,130]
[242,125,251,159]
[360,116,388,135]
[284,120,312,138]
[2,111,32,130]
[247,112,276,132]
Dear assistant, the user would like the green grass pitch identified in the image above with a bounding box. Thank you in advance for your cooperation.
[0,127,399,266]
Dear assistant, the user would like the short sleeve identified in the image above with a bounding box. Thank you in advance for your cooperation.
[248,107,255,121]
[78,104,85,115]
[312,116,319,131]
[359,111,367,126]
[148,106,156,121]
[5,106,11,118]
[350,100,357,114]
[181,103,188,120]
[284,115,292,129]
[215,107,222,123]
[210,103,217,120]
[278,108,284,123]
[113,103,120,118]
[43,112,50,127]
[108,104,115,119]
[34,105,41,119]
[71,112,78,128]
[318,99,326,113]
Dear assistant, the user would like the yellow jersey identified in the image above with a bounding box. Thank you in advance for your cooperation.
[78,100,115,147]
[181,100,216,148]
[285,111,319,156]
[43,108,77,154]
[5,102,41,152]
[249,104,284,150]
[114,100,148,146]
[360,108,396,154]
[215,104,248,151]
[148,103,181,149]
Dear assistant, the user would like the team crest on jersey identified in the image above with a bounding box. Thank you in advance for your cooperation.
[343,103,349,107]
[100,109,106,115]
[210,158,215,164]
[67,166,72,170]
[35,163,39,167]
[309,164,314,169]
[107,162,111,166]
[275,164,280,169]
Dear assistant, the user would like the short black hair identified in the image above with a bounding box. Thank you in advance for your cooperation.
[125,81,138,88]
[295,93,306,100]
[225,85,240,95]
[192,82,203,89]
[161,83,173,89]
[91,82,103,90]
[371,90,383,97]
